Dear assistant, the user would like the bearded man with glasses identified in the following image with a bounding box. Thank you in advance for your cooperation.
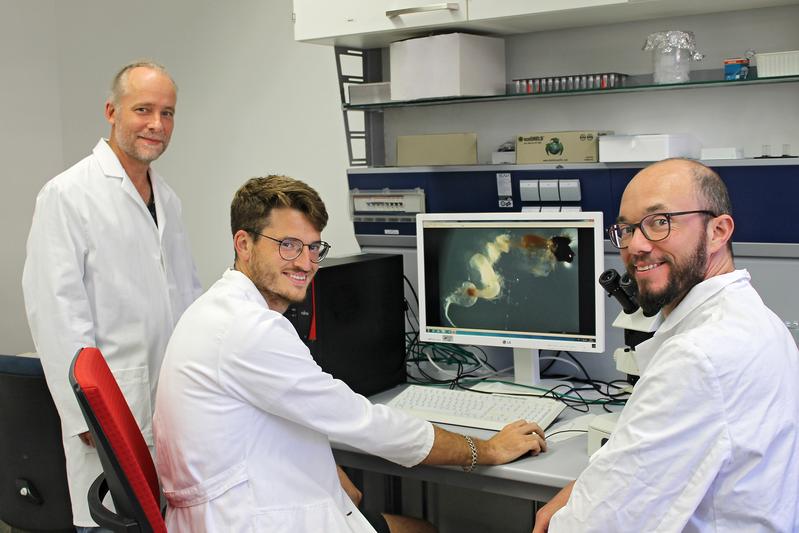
[533,158,799,533]
[154,175,547,533]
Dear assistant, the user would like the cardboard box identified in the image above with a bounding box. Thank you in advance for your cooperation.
[397,133,477,166]
[390,33,506,101]
[599,134,700,162]
[516,131,609,164]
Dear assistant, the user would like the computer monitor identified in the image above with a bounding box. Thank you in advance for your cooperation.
[416,211,605,385]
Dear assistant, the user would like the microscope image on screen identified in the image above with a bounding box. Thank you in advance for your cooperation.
[439,227,579,330]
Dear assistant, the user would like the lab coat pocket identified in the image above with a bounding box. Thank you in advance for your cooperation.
[111,366,154,446]
[253,500,355,533]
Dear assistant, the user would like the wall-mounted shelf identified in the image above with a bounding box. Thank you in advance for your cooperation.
[344,71,799,111]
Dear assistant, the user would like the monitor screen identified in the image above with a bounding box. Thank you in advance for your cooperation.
[416,211,605,356]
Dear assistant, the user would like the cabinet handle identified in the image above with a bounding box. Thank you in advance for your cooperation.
[386,3,460,18]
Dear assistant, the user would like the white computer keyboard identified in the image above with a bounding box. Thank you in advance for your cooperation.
[387,384,566,431]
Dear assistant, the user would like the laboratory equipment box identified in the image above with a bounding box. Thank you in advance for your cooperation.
[599,134,701,162]
[397,132,478,166]
[390,33,505,101]
[516,131,610,164]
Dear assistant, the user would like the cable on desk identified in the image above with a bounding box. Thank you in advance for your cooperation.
[545,429,588,439]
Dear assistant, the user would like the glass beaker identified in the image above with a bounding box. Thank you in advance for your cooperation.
[644,31,704,84]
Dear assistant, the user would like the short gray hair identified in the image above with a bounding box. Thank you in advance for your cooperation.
[108,60,177,105]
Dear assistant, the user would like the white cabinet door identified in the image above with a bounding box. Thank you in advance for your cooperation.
[468,0,628,21]
[294,0,467,43]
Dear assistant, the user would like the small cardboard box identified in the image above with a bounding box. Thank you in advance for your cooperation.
[397,133,478,166]
[516,131,610,164]
[390,33,506,101]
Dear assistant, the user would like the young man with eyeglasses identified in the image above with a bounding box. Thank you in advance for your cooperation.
[153,175,547,533]
[533,158,799,532]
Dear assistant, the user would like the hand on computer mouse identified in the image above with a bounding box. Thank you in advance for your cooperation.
[485,419,547,464]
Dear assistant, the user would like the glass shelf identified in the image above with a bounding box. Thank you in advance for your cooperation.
[344,70,799,111]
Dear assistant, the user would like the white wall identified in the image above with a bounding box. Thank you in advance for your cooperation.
[384,6,799,163]
[2,0,358,354]
[0,1,64,354]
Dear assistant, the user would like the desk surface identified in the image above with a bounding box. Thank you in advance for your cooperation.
[332,384,593,502]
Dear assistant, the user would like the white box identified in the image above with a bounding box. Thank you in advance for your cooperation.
[491,151,516,164]
[701,147,743,160]
[348,82,391,105]
[599,134,701,162]
[390,33,506,101]
[755,50,799,78]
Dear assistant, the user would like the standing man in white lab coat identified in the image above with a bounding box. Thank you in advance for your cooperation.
[532,159,799,532]
[154,175,547,533]
[22,60,202,531]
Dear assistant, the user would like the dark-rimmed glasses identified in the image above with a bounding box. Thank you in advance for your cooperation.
[250,231,331,263]
[608,210,716,249]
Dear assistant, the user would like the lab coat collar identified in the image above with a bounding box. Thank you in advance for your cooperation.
[634,269,750,372]
[93,138,171,237]
[93,138,127,179]
[222,268,271,311]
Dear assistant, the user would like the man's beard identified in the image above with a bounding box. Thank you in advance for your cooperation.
[114,128,167,164]
[629,238,707,316]
[249,249,310,309]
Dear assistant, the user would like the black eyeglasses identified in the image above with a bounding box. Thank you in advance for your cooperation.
[608,210,716,249]
[250,231,331,263]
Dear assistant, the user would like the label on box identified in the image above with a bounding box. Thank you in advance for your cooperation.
[496,173,512,196]
[516,131,610,164]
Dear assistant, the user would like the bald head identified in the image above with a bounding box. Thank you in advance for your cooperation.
[617,159,736,314]
[625,159,732,218]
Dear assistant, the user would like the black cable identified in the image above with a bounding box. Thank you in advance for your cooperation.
[563,351,592,381]
[403,275,419,305]
[539,350,561,376]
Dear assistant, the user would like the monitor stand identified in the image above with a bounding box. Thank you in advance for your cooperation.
[513,348,542,386]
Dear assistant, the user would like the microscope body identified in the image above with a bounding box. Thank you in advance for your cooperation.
[588,269,662,454]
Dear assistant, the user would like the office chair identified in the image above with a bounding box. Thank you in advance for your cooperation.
[69,347,166,533]
[0,354,73,532]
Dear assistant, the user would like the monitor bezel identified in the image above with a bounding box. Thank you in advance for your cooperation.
[416,211,605,354]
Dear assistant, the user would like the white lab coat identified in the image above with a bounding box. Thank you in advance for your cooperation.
[550,270,799,532]
[22,139,202,526]
[154,269,434,532]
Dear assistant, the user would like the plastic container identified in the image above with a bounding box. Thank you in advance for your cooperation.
[755,50,799,78]
[643,31,704,84]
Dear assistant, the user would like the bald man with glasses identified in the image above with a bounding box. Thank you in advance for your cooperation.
[533,159,799,532]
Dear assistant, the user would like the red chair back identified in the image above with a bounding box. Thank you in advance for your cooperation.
[70,347,165,532]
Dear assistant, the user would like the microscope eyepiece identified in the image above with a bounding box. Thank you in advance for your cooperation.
[619,272,638,301]
[598,268,638,314]
[598,269,620,286]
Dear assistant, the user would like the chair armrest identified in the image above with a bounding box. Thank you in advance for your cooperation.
[88,473,141,532]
